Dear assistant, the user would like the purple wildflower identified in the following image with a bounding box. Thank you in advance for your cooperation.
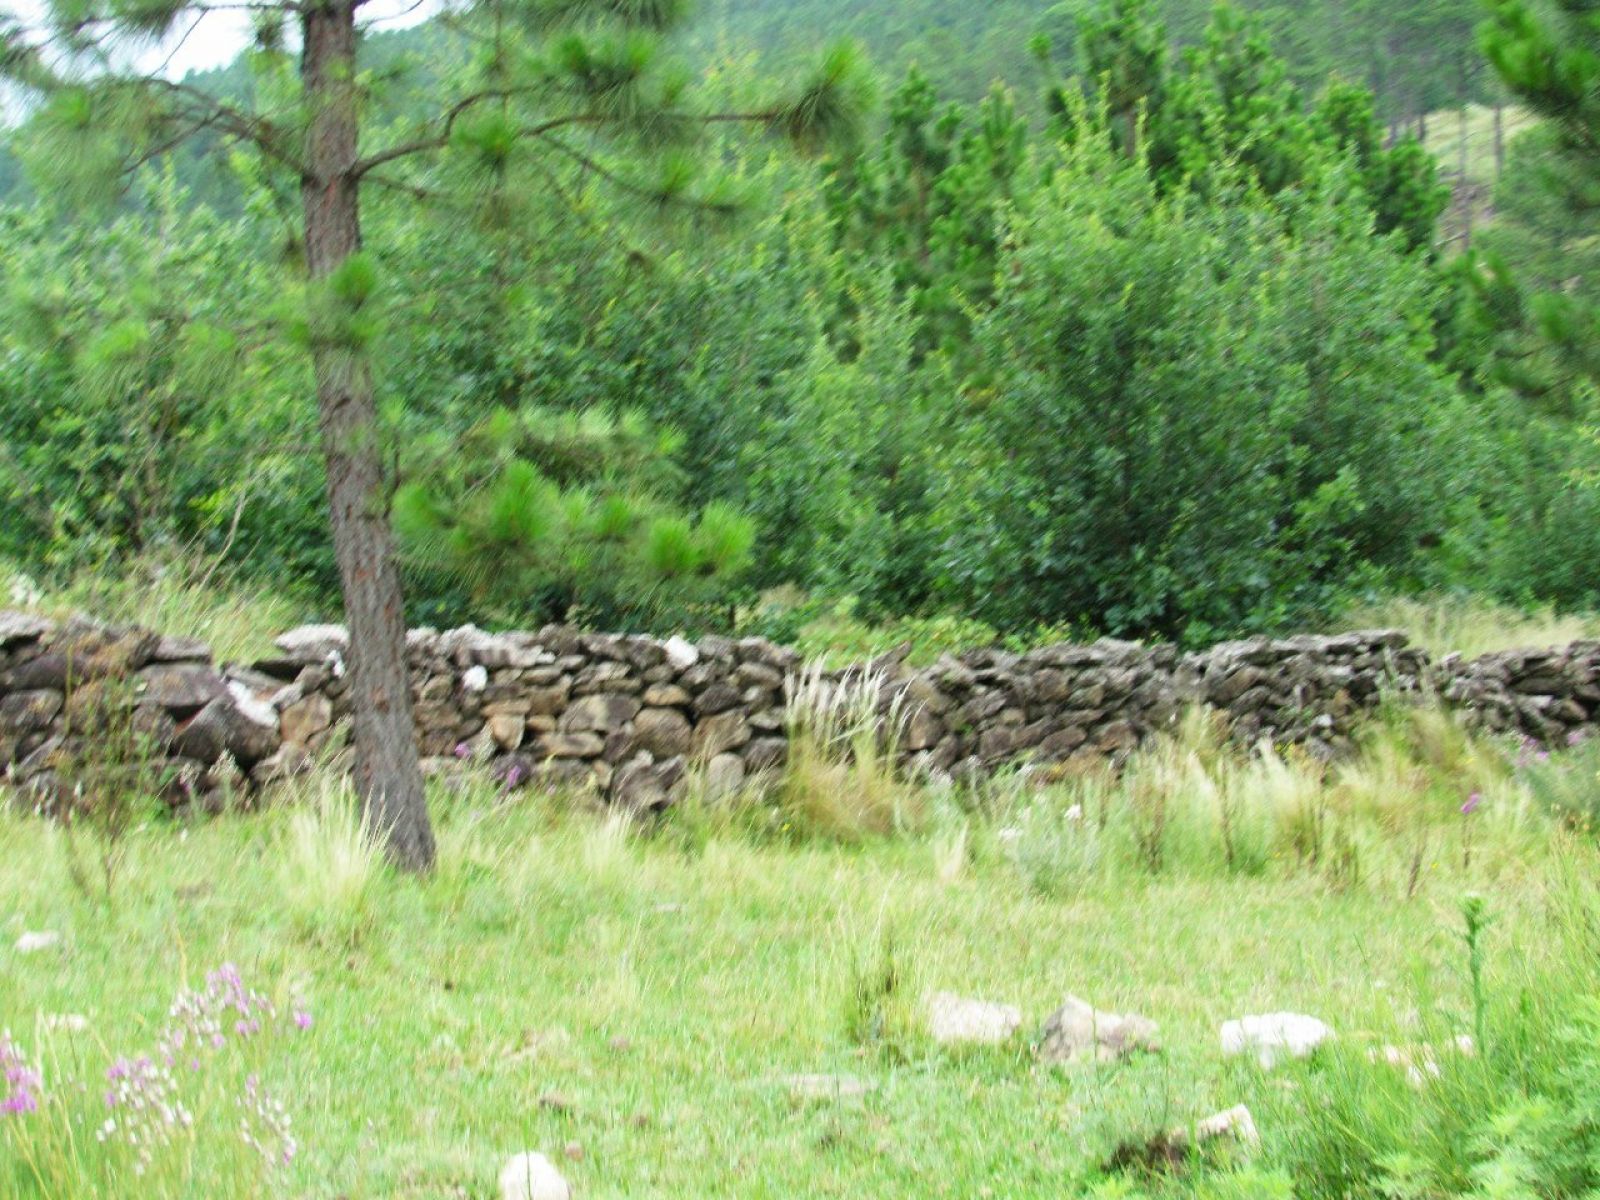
[1516,735,1552,768]
[1568,729,1588,749]
[239,1074,296,1170]
[2,1033,42,1117]
[1461,793,1482,816]
[159,962,277,1067]
[99,1055,191,1174]
[97,965,308,1177]
[453,741,472,760]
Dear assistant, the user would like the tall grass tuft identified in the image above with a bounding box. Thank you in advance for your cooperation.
[777,663,922,841]
[1338,594,1600,660]
[5,552,306,665]
[1521,737,1600,834]
[278,777,384,948]
[841,920,919,1059]
[995,702,1539,897]
[1001,779,1113,897]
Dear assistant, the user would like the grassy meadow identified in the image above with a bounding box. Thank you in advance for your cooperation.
[5,701,1600,1199]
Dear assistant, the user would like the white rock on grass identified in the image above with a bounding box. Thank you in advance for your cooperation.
[1221,1013,1332,1067]
[1138,1104,1261,1166]
[1368,1035,1477,1087]
[498,1152,571,1200]
[42,1013,89,1033]
[926,992,1023,1045]
[1195,1104,1260,1147]
[15,931,61,954]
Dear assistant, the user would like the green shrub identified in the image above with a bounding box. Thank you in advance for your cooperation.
[928,128,1472,642]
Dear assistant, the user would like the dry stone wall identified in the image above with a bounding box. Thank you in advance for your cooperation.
[3,608,1599,815]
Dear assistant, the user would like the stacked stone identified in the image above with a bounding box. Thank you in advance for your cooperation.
[11,607,1600,815]
[889,640,1184,779]
[0,611,281,811]
[1439,642,1600,745]
[258,622,798,811]
[1177,631,1430,757]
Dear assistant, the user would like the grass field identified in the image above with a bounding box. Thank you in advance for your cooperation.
[5,708,1600,1199]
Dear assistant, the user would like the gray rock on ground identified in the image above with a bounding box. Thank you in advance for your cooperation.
[1037,995,1160,1064]
[1194,1104,1259,1147]
[274,624,348,662]
[703,752,746,799]
[1129,1104,1260,1168]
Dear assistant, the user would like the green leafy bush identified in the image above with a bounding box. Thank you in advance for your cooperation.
[926,125,1469,642]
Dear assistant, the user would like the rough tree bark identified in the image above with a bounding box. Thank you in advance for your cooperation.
[301,0,435,871]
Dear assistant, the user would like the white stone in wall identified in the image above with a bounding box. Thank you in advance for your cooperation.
[225,679,278,730]
[664,635,699,670]
[274,624,348,661]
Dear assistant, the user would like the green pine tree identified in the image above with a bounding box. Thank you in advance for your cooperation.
[1072,0,1168,160]
[1482,0,1600,387]
[1,0,866,870]
[394,405,755,629]
[824,67,1026,361]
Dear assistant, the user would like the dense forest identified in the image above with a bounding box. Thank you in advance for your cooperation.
[0,0,1594,649]
[0,0,1497,205]
[699,0,1498,125]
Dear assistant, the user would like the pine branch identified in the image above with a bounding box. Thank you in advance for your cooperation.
[522,0,689,35]
[363,171,444,202]
[534,134,738,214]
[145,78,303,170]
[358,0,431,26]
[150,11,207,76]
[352,85,559,175]
[56,1,301,26]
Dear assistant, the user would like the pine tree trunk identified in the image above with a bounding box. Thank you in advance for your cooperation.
[300,0,435,872]
[1119,107,1139,162]
[1494,103,1505,180]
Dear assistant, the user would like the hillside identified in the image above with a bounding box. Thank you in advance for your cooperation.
[180,0,1496,125]
[693,0,1487,120]
[0,0,1492,205]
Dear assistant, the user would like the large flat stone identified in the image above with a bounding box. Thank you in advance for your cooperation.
[137,664,226,712]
